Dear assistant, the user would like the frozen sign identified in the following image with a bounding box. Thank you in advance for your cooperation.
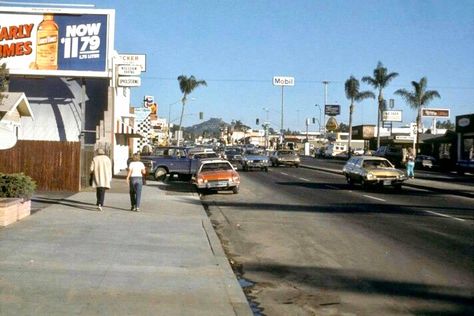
[0,8,112,77]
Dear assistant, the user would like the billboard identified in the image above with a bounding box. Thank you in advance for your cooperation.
[325,104,340,116]
[0,7,114,78]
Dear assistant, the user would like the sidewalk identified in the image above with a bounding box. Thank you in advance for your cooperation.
[301,163,474,199]
[0,177,252,316]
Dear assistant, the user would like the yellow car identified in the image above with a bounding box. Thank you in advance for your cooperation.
[342,156,406,190]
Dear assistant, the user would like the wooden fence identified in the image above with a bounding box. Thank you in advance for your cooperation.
[0,140,82,192]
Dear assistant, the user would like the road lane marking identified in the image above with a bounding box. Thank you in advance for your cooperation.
[325,185,339,190]
[280,172,289,176]
[424,210,465,222]
[299,177,310,182]
[362,195,386,202]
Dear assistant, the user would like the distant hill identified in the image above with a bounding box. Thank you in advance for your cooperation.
[184,117,230,138]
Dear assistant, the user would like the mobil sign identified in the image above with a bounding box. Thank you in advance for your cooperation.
[273,76,295,86]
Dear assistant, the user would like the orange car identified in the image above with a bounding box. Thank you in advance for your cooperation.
[194,159,240,194]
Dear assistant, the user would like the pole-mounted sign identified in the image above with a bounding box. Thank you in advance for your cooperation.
[421,108,450,118]
[273,76,295,86]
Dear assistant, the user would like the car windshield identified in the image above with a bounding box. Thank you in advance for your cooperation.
[363,159,392,168]
[245,150,262,155]
[200,163,233,172]
[193,153,219,159]
[278,150,294,155]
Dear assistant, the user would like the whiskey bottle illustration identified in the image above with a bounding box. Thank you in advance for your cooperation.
[35,14,59,70]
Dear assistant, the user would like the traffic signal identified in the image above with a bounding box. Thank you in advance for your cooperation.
[256,118,260,125]
[199,112,203,120]
[312,117,316,124]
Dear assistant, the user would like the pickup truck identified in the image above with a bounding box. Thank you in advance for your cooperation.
[137,146,219,180]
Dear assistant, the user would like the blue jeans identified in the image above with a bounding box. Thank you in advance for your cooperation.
[406,161,415,178]
[129,177,143,208]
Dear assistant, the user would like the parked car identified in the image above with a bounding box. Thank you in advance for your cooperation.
[374,145,404,167]
[193,159,240,194]
[270,150,300,167]
[342,156,407,190]
[240,149,270,172]
[415,155,437,169]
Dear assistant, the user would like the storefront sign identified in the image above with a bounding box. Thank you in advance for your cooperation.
[0,7,114,77]
[382,110,402,122]
[421,108,450,118]
[117,54,146,71]
[117,76,141,87]
[117,65,141,76]
[456,114,474,133]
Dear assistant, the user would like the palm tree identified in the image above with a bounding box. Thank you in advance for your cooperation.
[362,62,399,148]
[395,77,440,152]
[177,75,207,145]
[344,76,375,156]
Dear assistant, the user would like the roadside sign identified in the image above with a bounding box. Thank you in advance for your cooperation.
[117,65,142,76]
[325,104,340,116]
[118,76,141,87]
[272,76,295,86]
[395,135,413,140]
[421,108,450,118]
[117,54,146,71]
[382,110,402,122]
[326,117,338,131]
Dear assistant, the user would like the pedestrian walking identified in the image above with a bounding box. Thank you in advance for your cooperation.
[126,154,146,212]
[406,147,415,179]
[90,148,112,211]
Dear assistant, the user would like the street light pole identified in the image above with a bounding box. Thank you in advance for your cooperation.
[322,81,329,135]
[315,104,322,134]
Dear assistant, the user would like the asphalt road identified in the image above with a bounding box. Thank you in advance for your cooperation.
[202,165,474,316]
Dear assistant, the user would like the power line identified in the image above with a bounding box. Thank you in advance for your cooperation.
[140,76,474,90]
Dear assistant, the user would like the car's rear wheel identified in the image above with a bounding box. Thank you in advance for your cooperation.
[295,164,299,168]
[154,167,167,181]
[263,167,268,172]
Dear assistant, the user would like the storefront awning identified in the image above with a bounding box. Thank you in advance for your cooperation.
[115,119,143,138]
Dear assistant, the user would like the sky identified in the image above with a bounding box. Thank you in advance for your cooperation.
[4,0,474,132]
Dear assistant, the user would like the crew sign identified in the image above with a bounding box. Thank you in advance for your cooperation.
[0,7,112,77]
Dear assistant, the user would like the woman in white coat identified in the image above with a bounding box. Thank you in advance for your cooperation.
[90,148,112,211]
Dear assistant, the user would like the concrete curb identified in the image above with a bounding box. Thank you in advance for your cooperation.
[201,218,253,316]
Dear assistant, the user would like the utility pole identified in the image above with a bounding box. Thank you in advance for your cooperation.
[322,80,329,136]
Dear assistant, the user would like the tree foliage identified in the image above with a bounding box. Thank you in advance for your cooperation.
[0,62,9,103]
[395,77,441,151]
[344,76,375,154]
[362,61,399,148]
[176,75,207,145]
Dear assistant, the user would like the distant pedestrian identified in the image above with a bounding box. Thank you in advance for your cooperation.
[406,147,415,179]
[90,148,112,211]
[126,154,146,212]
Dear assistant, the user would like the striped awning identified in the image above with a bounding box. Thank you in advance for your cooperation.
[115,120,143,138]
